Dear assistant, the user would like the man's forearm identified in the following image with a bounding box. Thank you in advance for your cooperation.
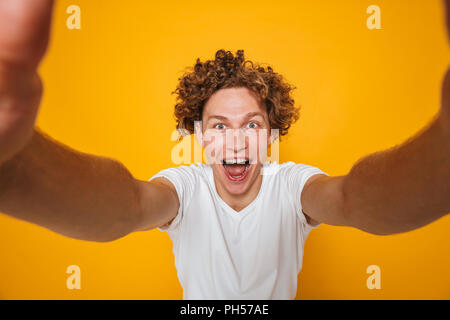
[0,128,142,242]
[342,115,450,235]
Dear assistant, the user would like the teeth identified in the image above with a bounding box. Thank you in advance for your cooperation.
[222,158,249,165]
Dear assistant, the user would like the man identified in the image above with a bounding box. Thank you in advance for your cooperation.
[0,0,449,299]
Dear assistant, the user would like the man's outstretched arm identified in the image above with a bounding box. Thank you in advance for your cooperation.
[303,75,449,235]
[0,0,179,241]
[342,67,449,235]
[0,129,136,242]
[345,65,450,234]
[301,1,450,235]
[0,129,179,242]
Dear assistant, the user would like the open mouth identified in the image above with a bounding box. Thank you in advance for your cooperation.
[221,158,251,182]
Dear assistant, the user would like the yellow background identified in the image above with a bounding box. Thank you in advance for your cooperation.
[0,0,449,299]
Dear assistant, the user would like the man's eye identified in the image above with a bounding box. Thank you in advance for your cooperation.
[214,123,226,130]
[246,122,259,129]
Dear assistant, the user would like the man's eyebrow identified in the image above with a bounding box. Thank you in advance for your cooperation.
[244,112,265,119]
[206,112,265,122]
[207,115,229,121]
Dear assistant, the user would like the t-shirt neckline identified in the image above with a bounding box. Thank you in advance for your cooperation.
[206,163,268,217]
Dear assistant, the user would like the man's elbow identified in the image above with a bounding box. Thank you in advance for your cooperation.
[56,219,137,243]
[356,224,397,236]
[342,205,425,236]
[341,193,402,236]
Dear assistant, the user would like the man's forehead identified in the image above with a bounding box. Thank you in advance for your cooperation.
[203,87,267,120]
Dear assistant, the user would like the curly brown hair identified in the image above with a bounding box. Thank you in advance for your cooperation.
[173,49,300,139]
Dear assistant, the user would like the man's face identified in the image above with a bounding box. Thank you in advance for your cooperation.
[198,87,272,196]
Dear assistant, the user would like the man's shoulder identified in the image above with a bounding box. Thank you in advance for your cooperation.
[263,161,328,189]
[149,162,209,183]
[262,161,313,175]
[169,162,209,175]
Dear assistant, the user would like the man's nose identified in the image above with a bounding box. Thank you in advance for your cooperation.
[225,129,247,153]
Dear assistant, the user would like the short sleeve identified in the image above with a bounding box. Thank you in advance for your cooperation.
[280,162,329,229]
[148,164,197,232]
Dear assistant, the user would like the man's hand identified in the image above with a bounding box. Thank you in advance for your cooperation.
[0,0,53,165]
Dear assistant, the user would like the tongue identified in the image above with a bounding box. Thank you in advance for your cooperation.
[225,164,246,176]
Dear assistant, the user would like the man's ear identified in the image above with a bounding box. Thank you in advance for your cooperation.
[194,120,203,146]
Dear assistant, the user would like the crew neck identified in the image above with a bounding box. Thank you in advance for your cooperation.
[204,162,269,217]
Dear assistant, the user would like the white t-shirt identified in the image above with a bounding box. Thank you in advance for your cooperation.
[149,161,327,299]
